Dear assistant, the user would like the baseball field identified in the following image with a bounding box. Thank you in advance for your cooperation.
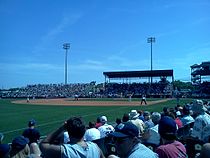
[0,97,199,143]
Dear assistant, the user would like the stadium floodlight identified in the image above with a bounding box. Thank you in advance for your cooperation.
[63,43,70,85]
[147,37,155,84]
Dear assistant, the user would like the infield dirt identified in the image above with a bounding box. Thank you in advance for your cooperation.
[13,98,172,106]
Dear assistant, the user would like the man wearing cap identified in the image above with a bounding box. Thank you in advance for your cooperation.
[22,119,41,144]
[129,110,145,135]
[108,122,158,158]
[10,136,30,157]
[156,116,187,158]
[98,116,114,138]
[191,100,210,143]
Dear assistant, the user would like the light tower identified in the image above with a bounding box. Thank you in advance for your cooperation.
[147,37,155,84]
[63,43,70,85]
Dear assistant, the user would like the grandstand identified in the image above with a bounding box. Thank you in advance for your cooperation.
[103,69,174,98]
[191,61,210,98]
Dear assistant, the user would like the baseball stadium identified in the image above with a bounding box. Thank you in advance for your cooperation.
[0,61,210,157]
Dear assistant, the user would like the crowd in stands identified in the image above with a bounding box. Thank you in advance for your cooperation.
[104,82,173,97]
[0,83,97,98]
[0,81,174,99]
[1,99,210,158]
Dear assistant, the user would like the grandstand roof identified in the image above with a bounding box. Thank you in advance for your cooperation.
[103,69,173,78]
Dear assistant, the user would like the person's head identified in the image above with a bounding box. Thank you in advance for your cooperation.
[100,116,107,125]
[158,116,177,142]
[10,136,30,157]
[183,104,192,115]
[143,111,151,121]
[88,121,95,128]
[66,117,86,140]
[129,110,139,120]
[28,119,36,128]
[192,99,207,116]
[109,122,140,157]
[116,118,122,125]
[122,113,129,122]
[151,112,161,125]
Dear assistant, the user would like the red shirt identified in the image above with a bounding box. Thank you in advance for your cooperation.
[156,141,187,158]
[175,118,183,128]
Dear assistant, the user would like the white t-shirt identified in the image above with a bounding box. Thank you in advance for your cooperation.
[84,128,100,141]
[62,141,100,158]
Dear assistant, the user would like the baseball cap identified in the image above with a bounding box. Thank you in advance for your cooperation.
[100,116,107,123]
[28,119,36,127]
[12,136,29,151]
[158,116,177,137]
[143,111,150,116]
[129,110,139,119]
[151,112,161,123]
[109,122,139,138]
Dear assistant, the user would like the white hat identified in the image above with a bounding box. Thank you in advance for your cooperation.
[129,110,140,119]
[100,116,107,123]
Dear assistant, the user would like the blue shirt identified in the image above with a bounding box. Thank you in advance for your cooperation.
[128,143,158,158]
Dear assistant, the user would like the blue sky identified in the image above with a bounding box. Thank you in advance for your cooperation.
[1,0,210,88]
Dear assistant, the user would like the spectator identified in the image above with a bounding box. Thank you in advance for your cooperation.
[161,107,170,117]
[95,116,103,129]
[10,136,30,158]
[191,100,210,143]
[156,116,187,158]
[129,110,145,135]
[181,104,194,126]
[84,122,100,141]
[137,110,145,122]
[108,122,158,158]
[143,111,154,130]
[142,112,161,146]
[168,110,183,128]
[40,117,104,158]
[122,113,129,123]
[98,116,114,138]
[22,119,41,144]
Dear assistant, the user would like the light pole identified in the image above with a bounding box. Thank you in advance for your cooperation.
[147,37,155,84]
[63,43,70,85]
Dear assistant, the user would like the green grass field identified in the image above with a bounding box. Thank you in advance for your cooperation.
[0,98,199,143]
